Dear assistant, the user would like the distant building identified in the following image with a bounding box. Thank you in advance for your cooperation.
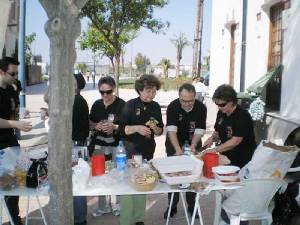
[0,0,19,58]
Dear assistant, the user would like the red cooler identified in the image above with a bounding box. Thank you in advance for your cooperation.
[91,154,105,176]
[203,152,219,178]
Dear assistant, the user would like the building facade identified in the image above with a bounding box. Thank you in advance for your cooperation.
[209,0,300,144]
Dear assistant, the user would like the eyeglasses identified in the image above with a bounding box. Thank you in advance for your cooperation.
[6,71,18,77]
[215,101,228,107]
[100,89,113,95]
[180,99,195,104]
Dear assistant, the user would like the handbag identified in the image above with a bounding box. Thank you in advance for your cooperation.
[26,152,48,188]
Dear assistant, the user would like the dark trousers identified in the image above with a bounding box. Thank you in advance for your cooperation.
[5,196,22,225]
[73,196,87,223]
[167,192,196,212]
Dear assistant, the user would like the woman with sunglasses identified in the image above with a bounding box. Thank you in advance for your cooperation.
[203,84,256,168]
[119,74,164,225]
[89,76,126,217]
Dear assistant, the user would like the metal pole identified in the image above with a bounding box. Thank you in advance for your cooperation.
[197,0,204,77]
[240,0,248,92]
[18,0,26,107]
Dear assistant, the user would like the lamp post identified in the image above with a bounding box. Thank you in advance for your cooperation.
[18,0,26,107]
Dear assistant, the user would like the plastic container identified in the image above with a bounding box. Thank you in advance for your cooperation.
[116,141,127,172]
[203,152,219,178]
[91,154,105,176]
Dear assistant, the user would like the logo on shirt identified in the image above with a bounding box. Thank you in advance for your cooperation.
[189,121,196,133]
[218,118,223,125]
[178,114,183,121]
[226,126,233,138]
[136,108,141,116]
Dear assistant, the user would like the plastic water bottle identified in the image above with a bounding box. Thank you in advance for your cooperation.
[116,141,127,173]
[183,140,191,156]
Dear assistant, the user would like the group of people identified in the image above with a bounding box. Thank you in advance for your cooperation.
[72,72,256,225]
[0,55,257,225]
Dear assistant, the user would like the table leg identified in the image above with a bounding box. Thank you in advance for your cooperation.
[190,193,200,225]
[180,192,190,225]
[25,196,30,225]
[0,197,15,225]
[213,191,222,225]
[197,197,204,225]
[36,196,48,225]
[166,192,174,225]
[0,197,3,225]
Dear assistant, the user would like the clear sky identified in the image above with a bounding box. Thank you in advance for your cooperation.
[26,0,211,66]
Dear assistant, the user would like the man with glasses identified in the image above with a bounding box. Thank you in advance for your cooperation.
[0,57,32,225]
[203,84,256,168]
[164,83,207,219]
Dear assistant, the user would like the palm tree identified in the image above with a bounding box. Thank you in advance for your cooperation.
[171,32,190,77]
[159,58,171,78]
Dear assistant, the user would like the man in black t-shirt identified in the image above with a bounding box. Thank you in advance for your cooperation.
[164,83,207,219]
[0,57,32,225]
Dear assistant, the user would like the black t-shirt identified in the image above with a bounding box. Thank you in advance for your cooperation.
[120,97,164,160]
[165,99,207,155]
[72,94,89,142]
[89,97,125,147]
[214,105,256,167]
[0,87,18,149]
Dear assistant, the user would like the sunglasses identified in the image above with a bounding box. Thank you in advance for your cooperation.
[215,101,228,107]
[100,89,113,95]
[6,71,18,77]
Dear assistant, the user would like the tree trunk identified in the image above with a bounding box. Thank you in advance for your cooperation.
[115,54,120,96]
[192,0,202,78]
[38,1,88,224]
[176,59,180,77]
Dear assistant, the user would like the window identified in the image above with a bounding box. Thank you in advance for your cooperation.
[266,2,284,110]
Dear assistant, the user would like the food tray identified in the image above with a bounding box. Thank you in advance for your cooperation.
[152,155,203,185]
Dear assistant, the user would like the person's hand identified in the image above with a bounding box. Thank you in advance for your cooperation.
[203,137,214,149]
[135,125,151,138]
[175,149,183,156]
[190,143,196,153]
[101,121,114,135]
[16,121,32,132]
[95,121,104,131]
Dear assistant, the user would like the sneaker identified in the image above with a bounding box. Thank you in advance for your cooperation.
[92,208,111,217]
[163,207,177,219]
[112,208,120,216]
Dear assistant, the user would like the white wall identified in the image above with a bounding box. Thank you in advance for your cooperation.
[0,0,11,57]
[280,0,300,123]
[244,0,270,88]
[209,0,243,95]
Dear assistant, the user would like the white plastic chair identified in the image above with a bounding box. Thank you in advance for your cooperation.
[228,179,286,225]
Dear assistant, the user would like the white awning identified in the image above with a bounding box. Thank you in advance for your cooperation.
[0,0,12,57]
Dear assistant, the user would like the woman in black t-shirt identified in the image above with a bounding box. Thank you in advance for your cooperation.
[89,76,125,218]
[119,75,163,225]
[203,84,256,168]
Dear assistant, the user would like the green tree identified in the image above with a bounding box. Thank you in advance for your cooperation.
[25,32,36,65]
[76,63,88,74]
[171,32,190,77]
[81,0,169,95]
[159,58,171,78]
[135,53,150,75]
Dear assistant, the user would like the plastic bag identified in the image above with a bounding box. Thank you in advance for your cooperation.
[240,141,299,179]
[26,152,48,188]
[72,158,90,191]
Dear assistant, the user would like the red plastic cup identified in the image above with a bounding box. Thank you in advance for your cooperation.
[91,154,105,176]
[203,152,219,178]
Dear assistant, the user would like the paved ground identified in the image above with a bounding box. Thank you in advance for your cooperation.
[2,77,259,225]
